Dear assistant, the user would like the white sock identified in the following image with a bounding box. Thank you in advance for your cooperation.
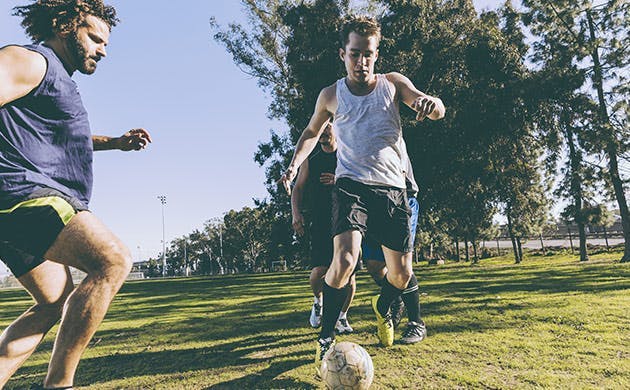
[338,311,347,320]
[314,296,322,305]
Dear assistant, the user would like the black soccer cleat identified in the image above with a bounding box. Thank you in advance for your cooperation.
[400,321,427,344]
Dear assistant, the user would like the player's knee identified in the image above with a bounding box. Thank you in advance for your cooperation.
[336,255,355,273]
[91,242,132,282]
[365,260,385,279]
[311,266,328,281]
[37,300,66,322]
[389,270,411,290]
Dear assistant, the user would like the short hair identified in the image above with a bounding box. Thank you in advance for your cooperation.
[339,16,381,48]
[13,0,119,43]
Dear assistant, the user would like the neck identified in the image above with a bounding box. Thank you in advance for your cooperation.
[43,38,76,75]
[345,74,377,96]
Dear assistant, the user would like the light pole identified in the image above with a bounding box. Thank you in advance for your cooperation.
[158,195,167,277]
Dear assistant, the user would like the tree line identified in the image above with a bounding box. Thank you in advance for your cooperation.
[145,0,628,276]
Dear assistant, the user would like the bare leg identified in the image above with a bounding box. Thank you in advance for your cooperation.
[42,211,132,388]
[0,262,73,387]
[382,246,412,289]
[341,273,356,313]
[309,266,328,300]
[365,259,386,284]
[325,231,362,288]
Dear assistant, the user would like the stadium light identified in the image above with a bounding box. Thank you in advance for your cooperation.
[158,195,167,277]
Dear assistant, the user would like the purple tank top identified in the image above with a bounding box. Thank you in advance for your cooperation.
[0,43,93,208]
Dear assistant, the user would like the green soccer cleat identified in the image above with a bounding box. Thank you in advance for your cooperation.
[371,295,394,347]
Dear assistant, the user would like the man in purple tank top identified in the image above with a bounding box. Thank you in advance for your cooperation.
[279,16,445,369]
[0,1,151,388]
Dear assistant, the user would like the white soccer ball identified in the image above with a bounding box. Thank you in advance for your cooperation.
[321,341,374,390]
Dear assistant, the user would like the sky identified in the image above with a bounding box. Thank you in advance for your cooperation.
[0,0,505,274]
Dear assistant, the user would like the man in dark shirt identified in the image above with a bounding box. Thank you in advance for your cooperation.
[291,120,356,335]
[0,1,150,388]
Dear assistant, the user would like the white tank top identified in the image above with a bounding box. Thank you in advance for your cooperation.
[333,74,406,188]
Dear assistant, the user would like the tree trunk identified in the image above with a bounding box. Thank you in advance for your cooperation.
[464,239,470,262]
[516,236,523,263]
[566,123,589,262]
[539,233,546,255]
[603,225,609,251]
[567,225,574,253]
[496,237,501,256]
[472,240,479,264]
[506,206,520,263]
[587,10,630,262]
[455,237,461,262]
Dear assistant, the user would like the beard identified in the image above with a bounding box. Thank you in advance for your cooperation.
[68,31,98,74]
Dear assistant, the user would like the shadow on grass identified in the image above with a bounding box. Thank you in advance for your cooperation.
[10,333,315,389]
[4,261,628,388]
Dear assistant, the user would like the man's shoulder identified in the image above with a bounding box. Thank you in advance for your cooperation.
[320,82,338,100]
[1,45,46,65]
[384,72,410,85]
[0,45,48,106]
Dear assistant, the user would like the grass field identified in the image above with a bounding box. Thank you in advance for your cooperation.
[2,251,629,389]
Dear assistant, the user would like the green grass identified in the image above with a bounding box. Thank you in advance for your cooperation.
[2,251,629,389]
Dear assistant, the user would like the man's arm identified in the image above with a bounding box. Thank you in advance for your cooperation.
[291,159,309,236]
[279,85,336,195]
[386,72,445,121]
[92,128,152,151]
[0,46,46,108]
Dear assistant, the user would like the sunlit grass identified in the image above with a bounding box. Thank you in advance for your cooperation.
[2,250,628,389]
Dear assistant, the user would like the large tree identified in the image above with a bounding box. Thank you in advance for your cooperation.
[523,0,629,261]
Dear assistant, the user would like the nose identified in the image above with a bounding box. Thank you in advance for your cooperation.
[96,44,107,58]
[359,54,367,66]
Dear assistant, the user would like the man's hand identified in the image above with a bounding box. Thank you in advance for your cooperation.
[411,96,438,121]
[116,128,152,151]
[278,166,297,195]
[320,172,335,186]
[292,211,305,236]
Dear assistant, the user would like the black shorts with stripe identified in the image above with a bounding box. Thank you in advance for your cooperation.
[0,188,87,277]
[332,177,412,253]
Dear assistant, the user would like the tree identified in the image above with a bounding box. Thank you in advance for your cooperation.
[523,0,630,262]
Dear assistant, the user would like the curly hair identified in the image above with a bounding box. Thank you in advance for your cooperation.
[13,0,119,43]
[339,16,381,48]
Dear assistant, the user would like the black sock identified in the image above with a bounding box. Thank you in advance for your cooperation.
[401,273,421,323]
[377,274,404,316]
[320,282,348,340]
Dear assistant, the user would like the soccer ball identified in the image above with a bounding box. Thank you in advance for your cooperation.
[321,341,374,390]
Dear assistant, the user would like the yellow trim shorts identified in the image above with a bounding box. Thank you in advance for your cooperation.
[0,188,87,277]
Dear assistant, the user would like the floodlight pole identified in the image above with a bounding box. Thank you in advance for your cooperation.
[158,195,167,277]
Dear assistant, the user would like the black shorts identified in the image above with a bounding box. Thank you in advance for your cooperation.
[0,188,87,277]
[310,219,333,268]
[332,178,412,253]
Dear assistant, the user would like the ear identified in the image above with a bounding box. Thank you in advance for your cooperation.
[374,49,379,62]
[51,17,70,38]
[339,47,345,62]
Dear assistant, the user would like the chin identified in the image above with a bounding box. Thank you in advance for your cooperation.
[79,64,97,75]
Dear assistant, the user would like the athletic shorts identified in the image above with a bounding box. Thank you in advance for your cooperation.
[310,219,333,268]
[0,188,87,277]
[332,178,412,253]
[362,196,419,262]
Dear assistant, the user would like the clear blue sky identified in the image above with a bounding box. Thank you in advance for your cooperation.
[0,0,504,273]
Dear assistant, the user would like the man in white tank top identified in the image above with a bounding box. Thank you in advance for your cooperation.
[279,16,445,364]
